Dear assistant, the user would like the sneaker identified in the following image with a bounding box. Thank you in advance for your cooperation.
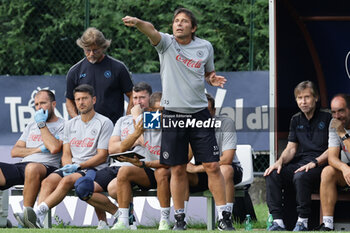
[293,221,308,231]
[159,219,171,230]
[111,219,130,230]
[129,221,137,230]
[217,211,235,231]
[23,207,43,228]
[268,222,286,231]
[13,212,26,228]
[173,213,187,230]
[314,223,334,231]
[96,220,109,230]
[113,210,137,230]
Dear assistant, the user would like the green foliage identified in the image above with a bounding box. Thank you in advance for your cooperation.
[0,0,268,75]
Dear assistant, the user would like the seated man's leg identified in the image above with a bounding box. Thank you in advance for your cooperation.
[85,167,120,226]
[23,163,56,207]
[24,172,83,228]
[37,173,62,204]
[318,165,347,230]
[111,166,153,230]
[293,165,324,230]
[265,162,298,230]
[154,167,171,230]
[220,165,234,211]
[0,162,28,189]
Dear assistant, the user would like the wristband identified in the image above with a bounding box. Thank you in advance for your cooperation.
[140,161,146,168]
[341,133,350,141]
[312,158,318,167]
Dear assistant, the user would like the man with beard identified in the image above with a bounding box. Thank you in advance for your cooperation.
[66,27,133,124]
[21,84,113,228]
[315,94,350,231]
[4,90,65,227]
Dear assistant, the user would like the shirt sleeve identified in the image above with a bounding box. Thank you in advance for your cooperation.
[154,32,172,54]
[112,118,122,137]
[56,120,65,141]
[63,121,70,144]
[65,68,77,100]
[328,119,341,148]
[221,118,237,151]
[18,124,30,142]
[97,119,114,150]
[287,116,298,143]
[118,62,133,94]
[205,42,215,73]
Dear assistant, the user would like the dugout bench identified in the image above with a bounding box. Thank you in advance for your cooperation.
[9,145,255,230]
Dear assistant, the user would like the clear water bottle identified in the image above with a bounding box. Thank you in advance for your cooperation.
[244,214,252,231]
[266,213,273,230]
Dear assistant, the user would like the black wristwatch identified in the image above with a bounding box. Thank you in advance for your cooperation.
[312,158,318,167]
[37,122,46,129]
[341,133,350,141]
[140,161,146,168]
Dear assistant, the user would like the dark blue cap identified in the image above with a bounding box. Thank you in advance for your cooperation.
[74,169,96,200]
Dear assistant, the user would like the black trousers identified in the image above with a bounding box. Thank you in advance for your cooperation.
[265,157,324,219]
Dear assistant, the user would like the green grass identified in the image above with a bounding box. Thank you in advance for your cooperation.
[0,204,271,232]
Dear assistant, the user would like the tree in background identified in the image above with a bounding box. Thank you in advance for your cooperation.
[0,0,268,75]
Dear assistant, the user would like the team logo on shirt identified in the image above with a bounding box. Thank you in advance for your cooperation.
[163,151,169,159]
[318,122,325,129]
[91,129,98,136]
[104,70,111,79]
[196,50,204,57]
[143,110,161,129]
[79,73,86,79]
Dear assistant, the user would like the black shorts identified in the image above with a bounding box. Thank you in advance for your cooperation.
[94,166,120,191]
[132,167,157,191]
[189,164,244,193]
[54,168,95,178]
[160,109,220,166]
[0,162,57,190]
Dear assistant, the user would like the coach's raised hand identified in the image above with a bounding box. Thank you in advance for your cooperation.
[122,16,139,27]
[122,15,161,46]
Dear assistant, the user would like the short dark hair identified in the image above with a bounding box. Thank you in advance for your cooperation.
[333,93,350,109]
[206,93,215,110]
[133,82,152,95]
[150,92,162,108]
[73,84,95,97]
[173,8,197,40]
[294,81,319,99]
[36,89,55,102]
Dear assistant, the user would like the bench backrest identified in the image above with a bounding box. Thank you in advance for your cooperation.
[235,144,254,187]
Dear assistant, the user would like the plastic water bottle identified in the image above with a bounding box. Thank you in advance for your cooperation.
[244,214,252,231]
[266,214,273,230]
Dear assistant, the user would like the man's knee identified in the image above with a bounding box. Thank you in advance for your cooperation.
[203,161,220,174]
[171,165,186,177]
[321,166,339,184]
[220,165,233,180]
[25,163,46,179]
[41,174,59,189]
[155,168,170,183]
[117,167,131,182]
[107,179,118,198]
